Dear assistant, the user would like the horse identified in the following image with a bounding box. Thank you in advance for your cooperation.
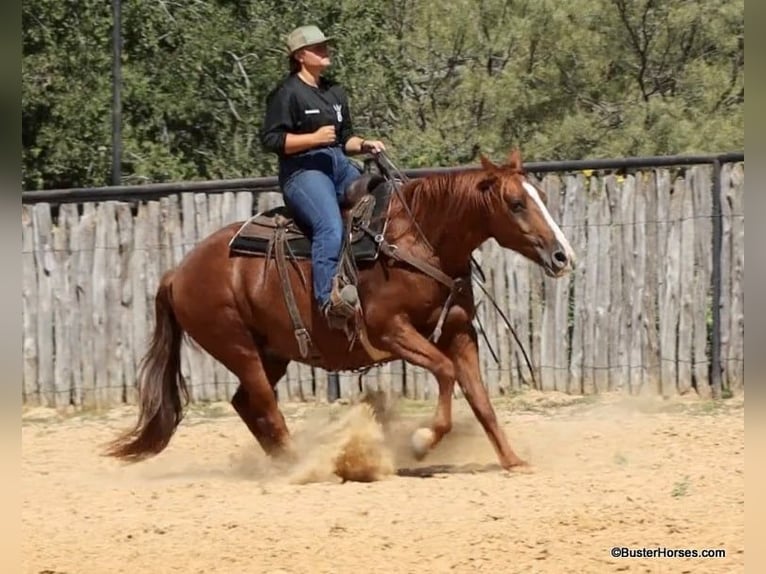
[105,147,576,472]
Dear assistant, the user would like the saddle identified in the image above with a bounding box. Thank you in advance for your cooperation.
[229,173,391,263]
[228,173,393,359]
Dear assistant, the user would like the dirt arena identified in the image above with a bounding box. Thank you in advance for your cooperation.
[22,390,744,574]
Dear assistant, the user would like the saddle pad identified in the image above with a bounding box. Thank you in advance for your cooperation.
[229,180,393,263]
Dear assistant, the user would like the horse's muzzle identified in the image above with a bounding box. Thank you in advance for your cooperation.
[540,241,575,277]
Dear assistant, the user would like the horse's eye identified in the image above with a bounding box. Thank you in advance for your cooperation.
[508,198,525,213]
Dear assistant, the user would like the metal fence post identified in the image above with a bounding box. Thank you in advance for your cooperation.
[327,372,340,402]
[111,0,122,186]
[710,158,723,399]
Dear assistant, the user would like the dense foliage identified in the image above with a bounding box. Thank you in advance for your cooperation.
[22,0,744,190]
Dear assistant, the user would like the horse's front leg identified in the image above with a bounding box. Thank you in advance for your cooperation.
[378,316,456,459]
[447,326,528,470]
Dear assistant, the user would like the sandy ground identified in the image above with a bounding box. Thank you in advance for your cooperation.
[22,390,744,574]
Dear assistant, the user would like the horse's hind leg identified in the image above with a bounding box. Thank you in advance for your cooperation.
[230,358,291,457]
[229,359,291,457]
[180,314,292,457]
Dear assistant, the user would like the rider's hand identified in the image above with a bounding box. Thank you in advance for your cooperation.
[313,125,337,145]
[361,139,386,154]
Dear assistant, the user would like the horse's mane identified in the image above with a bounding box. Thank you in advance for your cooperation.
[387,169,494,243]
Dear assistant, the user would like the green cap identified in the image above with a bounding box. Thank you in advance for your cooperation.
[285,25,333,55]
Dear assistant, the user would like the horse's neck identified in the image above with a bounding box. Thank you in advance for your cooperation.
[389,177,488,277]
[433,224,487,277]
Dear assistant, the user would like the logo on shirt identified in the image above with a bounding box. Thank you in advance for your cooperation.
[333,104,343,122]
[304,109,320,115]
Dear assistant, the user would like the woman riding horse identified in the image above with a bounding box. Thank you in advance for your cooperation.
[105,144,576,473]
[259,24,387,326]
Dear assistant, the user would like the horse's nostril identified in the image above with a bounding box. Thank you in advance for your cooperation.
[553,250,568,266]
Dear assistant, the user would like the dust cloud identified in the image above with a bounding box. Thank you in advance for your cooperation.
[230,396,399,484]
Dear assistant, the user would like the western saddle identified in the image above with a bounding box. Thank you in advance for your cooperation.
[228,171,392,360]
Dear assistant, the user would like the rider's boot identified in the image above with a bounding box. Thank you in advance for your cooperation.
[322,276,359,325]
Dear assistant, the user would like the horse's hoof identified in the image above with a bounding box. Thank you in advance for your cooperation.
[273,444,299,465]
[504,461,535,475]
[410,427,435,460]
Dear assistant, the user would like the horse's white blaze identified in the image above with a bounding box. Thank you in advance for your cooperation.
[522,181,576,264]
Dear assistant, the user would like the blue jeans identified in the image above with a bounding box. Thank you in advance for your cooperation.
[279,147,362,308]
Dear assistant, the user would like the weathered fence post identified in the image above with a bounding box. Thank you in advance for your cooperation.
[710,158,723,399]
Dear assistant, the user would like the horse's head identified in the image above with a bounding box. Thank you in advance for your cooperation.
[477,148,576,277]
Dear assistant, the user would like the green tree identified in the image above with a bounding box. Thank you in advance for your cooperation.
[22,0,743,190]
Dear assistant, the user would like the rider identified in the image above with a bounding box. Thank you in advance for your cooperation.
[259,24,387,325]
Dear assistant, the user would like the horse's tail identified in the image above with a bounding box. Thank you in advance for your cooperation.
[104,270,189,462]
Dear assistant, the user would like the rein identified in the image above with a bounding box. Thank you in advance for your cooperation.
[365,152,537,385]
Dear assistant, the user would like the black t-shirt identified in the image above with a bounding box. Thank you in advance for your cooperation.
[259,74,355,157]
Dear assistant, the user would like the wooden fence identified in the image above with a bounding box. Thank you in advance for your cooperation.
[21,163,745,408]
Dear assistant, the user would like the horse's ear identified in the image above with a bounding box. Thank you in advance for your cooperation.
[479,154,498,172]
[507,148,522,171]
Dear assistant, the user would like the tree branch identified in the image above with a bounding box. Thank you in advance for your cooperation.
[613,0,650,101]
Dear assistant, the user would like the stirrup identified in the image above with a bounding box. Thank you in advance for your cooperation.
[323,294,357,319]
[323,282,358,326]
[338,284,359,307]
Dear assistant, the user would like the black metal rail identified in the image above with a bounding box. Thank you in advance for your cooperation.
[21,152,744,205]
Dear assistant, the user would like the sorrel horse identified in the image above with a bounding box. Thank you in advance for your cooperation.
[105,148,575,471]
